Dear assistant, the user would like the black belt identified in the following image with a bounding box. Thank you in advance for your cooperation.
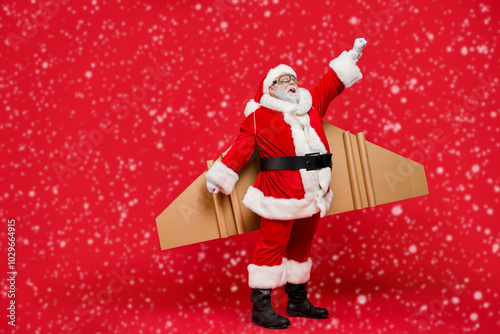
[261,153,332,171]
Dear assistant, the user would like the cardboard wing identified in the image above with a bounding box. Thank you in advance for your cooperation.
[156,121,429,250]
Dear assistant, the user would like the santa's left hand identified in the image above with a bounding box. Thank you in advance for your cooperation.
[353,38,367,53]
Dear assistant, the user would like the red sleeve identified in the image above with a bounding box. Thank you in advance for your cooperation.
[221,113,257,173]
[311,68,345,119]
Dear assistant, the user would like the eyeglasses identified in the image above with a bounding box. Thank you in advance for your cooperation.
[272,74,298,86]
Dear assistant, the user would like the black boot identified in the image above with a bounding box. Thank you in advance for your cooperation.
[250,288,291,329]
[285,283,329,319]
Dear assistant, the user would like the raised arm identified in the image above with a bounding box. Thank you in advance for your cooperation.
[312,38,367,119]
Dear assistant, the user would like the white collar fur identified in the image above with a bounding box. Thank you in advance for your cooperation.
[243,88,312,117]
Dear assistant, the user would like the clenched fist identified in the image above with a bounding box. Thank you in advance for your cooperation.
[353,38,367,53]
[206,180,220,194]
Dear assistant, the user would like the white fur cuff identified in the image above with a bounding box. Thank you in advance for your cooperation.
[329,51,363,88]
[205,160,239,194]
[283,258,312,284]
[248,263,286,289]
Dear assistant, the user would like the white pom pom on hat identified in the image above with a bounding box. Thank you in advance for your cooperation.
[262,64,296,95]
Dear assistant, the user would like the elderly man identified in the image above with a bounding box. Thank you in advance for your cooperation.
[206,38,367,329]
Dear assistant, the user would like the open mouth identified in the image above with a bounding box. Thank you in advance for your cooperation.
[288,87,296,93]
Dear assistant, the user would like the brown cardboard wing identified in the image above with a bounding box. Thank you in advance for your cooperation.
[155,152,262,250]
[323,122,429,215]
[156,121,429,250]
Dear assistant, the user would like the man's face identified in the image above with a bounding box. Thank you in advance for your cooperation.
[269,72,300,104]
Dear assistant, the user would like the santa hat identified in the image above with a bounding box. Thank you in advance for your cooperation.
[262,64,296,95]
[244,64,296,117]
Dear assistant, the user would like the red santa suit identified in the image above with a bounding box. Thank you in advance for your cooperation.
[206,51,363,289]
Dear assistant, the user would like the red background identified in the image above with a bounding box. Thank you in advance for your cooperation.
[1,0,499,333]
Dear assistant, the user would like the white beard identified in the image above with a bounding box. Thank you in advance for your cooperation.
[273,85,300,104]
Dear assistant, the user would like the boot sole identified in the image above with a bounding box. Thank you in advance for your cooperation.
[252,320,290,329]
[286,310,329,319]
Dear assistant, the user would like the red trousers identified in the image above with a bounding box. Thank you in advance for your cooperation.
[247,212,320,289]
[253,212,320,265]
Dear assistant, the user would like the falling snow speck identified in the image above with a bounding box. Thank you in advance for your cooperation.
[357,295,367,304]
[392,205,403,216]
[409,245,417,253]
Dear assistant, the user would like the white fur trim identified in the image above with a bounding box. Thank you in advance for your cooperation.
[260,88,312,116]
[318,187,333,216]
[283,258,312,284]
[242,186,323,220]
[263,64,296,95]
[244,99,260,117]
[281,109,333,217]
[248,263,286,289]
[329,50,363,88]
[205,160,239,194]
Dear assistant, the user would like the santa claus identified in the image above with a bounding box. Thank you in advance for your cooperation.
[205,38,367,329]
